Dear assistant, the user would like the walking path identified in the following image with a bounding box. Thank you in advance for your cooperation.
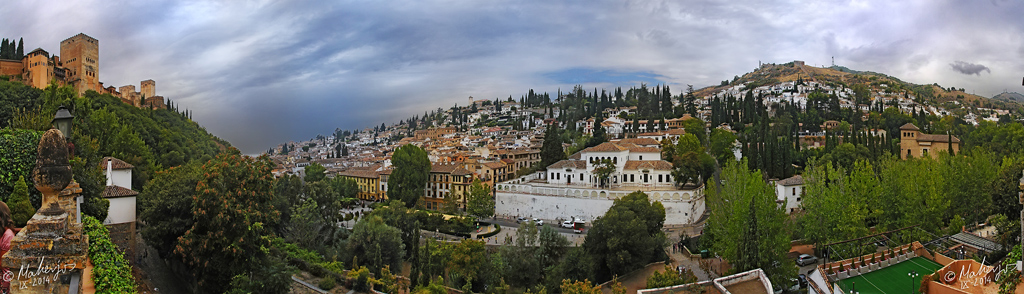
[291,276,329,294]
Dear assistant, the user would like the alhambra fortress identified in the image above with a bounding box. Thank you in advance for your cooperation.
[0,33,167,109]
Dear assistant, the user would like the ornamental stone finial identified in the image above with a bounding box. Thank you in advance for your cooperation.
[31,129,72,216]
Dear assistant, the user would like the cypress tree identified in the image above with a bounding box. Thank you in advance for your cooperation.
[0,39,7,59]
[947,133,954,156]
[16,38,23,59]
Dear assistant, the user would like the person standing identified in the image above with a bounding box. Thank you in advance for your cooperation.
[0,202,16,294]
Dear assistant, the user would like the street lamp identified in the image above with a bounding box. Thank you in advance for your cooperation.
[908,270,919,294]
[849,281,858,294]
[52,105,74,140]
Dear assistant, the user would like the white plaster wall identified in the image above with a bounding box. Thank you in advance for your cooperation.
[104,196,136,225]
[110,169,132,188]
[496,191,705,226]
[627,151,661,161]
[775,184,803,214]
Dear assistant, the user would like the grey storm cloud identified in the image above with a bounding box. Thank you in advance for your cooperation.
[949,61,991,76]
[2,0,1024,154]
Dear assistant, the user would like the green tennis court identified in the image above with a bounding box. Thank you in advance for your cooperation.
[837,257,943,294]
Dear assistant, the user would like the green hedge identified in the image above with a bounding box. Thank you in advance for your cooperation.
[0,128,42,206]
[83,216,138,294]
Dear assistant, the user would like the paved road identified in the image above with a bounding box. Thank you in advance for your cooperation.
[487,217,583,234]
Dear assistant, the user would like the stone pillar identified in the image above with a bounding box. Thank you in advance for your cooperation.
[2,129,88,294]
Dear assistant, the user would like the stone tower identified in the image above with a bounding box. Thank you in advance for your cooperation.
[140,79,155,98]
[60,33,99,96]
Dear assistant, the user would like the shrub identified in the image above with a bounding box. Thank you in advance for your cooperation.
[318,276,336,290]
[271,237,345,279]
[348,266,371,291]
[83,216,138,294]
[8,176,34,227]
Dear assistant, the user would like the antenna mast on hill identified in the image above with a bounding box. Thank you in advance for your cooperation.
[832,56,835,67]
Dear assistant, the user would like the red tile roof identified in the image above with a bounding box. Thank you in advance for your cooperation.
[622,160,673,171]
[900,123,920,131]
[777,175,803,186]
[100,157,134,170]
[548,159,587,170]
[338,170,380,179]
[583,142,628,152]
[102,185,138,198]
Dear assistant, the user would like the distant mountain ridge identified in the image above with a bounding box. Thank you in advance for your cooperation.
[993,92,1024,103]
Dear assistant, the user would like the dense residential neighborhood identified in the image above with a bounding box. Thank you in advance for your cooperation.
[6,8,1024,290]
[251,61,1024,293]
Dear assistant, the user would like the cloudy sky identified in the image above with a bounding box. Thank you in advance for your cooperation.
[3,0,1022,154]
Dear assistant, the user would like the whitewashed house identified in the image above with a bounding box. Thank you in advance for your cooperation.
[774,174,804,214]
[101,157,139,258]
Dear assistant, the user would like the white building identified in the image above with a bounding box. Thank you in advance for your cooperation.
[774,174,804,214]
[546,142,671,189]
[496,141,705,226]
[100,157,139,257]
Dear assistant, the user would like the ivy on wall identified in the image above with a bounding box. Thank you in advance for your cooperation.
[83,216,138,294]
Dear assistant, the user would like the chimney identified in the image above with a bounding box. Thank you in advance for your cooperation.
[106,159,113,186]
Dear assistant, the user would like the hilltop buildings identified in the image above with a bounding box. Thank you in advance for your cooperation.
[0,33,167,109]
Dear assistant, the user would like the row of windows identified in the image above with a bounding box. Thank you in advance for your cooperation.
[549,172,672,183]
[589,157,618,164]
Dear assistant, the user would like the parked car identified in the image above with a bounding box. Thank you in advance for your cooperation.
[516,217,527,223]
[533,218,543,226]
[796,254,818,266]
[561,221,574,228]
[797,274,807,288]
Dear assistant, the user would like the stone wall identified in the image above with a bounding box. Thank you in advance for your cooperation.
[106,222,136,262]
[495,188,705,225]
[0,59,24,76]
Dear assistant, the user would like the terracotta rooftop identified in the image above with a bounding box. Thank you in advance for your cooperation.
[338,169,380,179]
[431,164,463,173]
[583,142,628,152]
[623,160,673,171]
[900,123,921,131]
[617,138,662,146]
[628,147,663,153]
[483,162,506,169]
[102,185,138,198]
[548,159,587,170]
[916,133,961,143]
[451,167,473,176]
[777,174,803,186]
[100,157,134,170]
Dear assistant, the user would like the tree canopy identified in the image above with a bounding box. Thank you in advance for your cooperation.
[583,191,666,282]
[391,144,430,208]
[703,159,794,286]
[174,151,283,294]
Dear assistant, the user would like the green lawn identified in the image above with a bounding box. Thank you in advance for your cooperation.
[837,257,942,294]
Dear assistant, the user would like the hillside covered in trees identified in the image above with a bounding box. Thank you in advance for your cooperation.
[0,79,229,216]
